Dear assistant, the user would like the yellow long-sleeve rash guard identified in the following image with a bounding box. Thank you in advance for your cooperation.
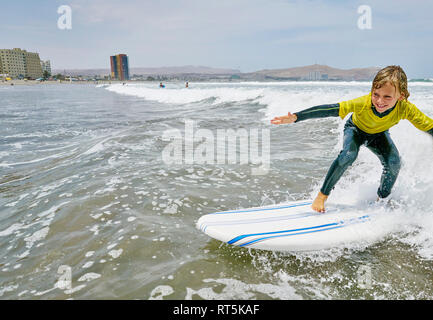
[294,93,433,134]
[339,93,433,134]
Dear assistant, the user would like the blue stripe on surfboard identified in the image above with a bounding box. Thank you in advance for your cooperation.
[238,225,345,247]
[228,215,370,245]
[237,216,370,247]
[210,201,312,215]
[228,222,339,244]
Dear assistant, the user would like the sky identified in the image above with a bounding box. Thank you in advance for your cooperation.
[1,0,433,77]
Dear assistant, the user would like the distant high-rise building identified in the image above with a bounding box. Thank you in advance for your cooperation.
[41,60,51,75]
[110,54,129,80]
[308,71,321,81]
[0,48,43,79]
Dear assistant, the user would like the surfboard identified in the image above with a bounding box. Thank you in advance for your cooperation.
[196,200,372,252]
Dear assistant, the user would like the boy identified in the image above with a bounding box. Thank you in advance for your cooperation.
[271,65,433,212]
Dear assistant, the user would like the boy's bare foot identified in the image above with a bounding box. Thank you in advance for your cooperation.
[312,192,328,213]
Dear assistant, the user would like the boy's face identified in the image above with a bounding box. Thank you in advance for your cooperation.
[371,82,404,113]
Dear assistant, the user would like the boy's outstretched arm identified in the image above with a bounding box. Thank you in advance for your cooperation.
[270,103,340,125]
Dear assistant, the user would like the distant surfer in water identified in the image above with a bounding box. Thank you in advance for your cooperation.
[271,65,433,213]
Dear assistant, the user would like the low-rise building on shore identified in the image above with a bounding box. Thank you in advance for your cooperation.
[0,48,44,79]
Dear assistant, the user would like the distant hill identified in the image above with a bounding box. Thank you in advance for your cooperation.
[243,64,381,81]
[52,64,380,81]
[52,65,240,77]
[51,68,108,77]
[131,65,240,75]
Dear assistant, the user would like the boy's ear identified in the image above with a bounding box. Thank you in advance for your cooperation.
[397,90,405,101]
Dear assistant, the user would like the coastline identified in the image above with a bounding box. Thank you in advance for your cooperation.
[2,78,431,87]
[0,79,128,86]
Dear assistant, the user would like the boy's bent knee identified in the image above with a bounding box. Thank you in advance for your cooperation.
[337,149,358,168]
[386,153,401,175]
[378,154,401,199]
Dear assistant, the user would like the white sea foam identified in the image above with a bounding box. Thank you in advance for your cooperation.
[0,153,68,168]
[78,272,101,282]
[106,83,265,105]
[24,227,49,249]
[185,277,302,299]
[149,285,174,300]
[0,223,23,237]
[108,248,123,259]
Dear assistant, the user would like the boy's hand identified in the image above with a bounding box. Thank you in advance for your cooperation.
[270,112,297,125]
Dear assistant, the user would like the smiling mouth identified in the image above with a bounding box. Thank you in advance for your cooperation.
[376,104,388,110]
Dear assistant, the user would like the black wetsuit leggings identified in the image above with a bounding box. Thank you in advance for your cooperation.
[320,118,401,198]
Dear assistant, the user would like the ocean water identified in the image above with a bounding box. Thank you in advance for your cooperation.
[1,81,433,299]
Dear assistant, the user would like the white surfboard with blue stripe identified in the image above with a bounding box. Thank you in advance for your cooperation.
[196,200,372,251]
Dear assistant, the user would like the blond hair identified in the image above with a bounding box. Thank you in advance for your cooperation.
[371,65,410,100]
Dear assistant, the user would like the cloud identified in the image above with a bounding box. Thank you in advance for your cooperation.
[70,0,353,38]
[3,0,433,75]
